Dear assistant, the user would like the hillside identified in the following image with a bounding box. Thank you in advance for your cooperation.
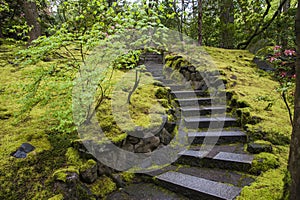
[0,41,291,199]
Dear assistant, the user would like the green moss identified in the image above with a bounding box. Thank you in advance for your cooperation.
[65,147,83,167]
[48,194,64,200]
[95,70,166,143]
[204,47,291,139]
[250,153,280,174]
[52,166,79,182]
[253,140,272,146]
[155,87,170,99]
[89,176,116,198]
[80,159,97,172]
[237,169,285,200]
[120,172,135,182]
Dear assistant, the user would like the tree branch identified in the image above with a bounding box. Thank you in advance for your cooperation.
[237,0,287,49]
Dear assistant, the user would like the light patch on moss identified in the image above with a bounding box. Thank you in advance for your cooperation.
[89,176,116,198]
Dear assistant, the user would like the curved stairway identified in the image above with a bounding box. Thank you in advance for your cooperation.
[140,53,255,200]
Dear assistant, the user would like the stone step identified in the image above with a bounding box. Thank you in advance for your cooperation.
[175,166,254,188]
[181,106,226,117]
[184,117,238,128]
[177,150,253,172]
[165,84,190,91]
[156,171,242,200]
[188,131,247,144]
[176,97,213,107]
[160,79,175,84]
[171,90,208,98]
[152,76,166,81]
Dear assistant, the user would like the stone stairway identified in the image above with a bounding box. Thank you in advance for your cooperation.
[139,52,255,200]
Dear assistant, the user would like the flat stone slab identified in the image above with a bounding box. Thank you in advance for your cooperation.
[171,90,207,98]
[185,117,236,123]
[188,131,246,138]
[156,171,241,200]
[213,152,253,165]
[178,150,208,158]
[184,117,237,128]
[188,131,247,144]
[181,106,226,117]
[181,106,226,112]
[177,98,213,106]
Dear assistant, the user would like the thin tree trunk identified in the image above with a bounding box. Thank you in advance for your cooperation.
[0,26,3,38]
[192,0,196,19]
[288,1,300,199]
[220,0,234,48]
[282,0,291,48]
[22,0,41,43]
[197,0,202,46]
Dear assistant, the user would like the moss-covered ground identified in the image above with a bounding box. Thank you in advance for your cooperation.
[204,47,290,200]
[0,40,291,199]
[0,40,170,199]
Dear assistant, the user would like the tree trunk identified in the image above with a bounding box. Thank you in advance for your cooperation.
[288,1,300,199]
[0,26,3,38]
[22,0,41,42]
[281,0,291,48]
[197,0,202,46]
[220,0,234,48]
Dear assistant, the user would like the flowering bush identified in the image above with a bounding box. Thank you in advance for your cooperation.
[267,45,296,125]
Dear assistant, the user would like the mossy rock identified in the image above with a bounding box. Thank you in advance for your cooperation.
[245,125,290,145]
[89,176,117,198]
[250,152,280,175]
[236,108,251,126]
[155,87,170,99]
[80,159,98,184]
[53,166,79,182]
[247,140,273,154]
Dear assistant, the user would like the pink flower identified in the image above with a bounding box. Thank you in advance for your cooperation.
[284,49,296,56]
[292,74,296,79]
[274,52,281,57]
[269,57,276,62]
[280,72,287,77]
[274,45,282,50]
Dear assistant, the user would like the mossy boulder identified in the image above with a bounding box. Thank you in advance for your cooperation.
[247,140,273,154]
[53,167,79,182]
[80,159,98,184]
[53,167,94,199]
[89,176,117,198]
[250,152,280,175]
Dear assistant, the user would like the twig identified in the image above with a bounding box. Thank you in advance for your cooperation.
[282,91,293,125]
